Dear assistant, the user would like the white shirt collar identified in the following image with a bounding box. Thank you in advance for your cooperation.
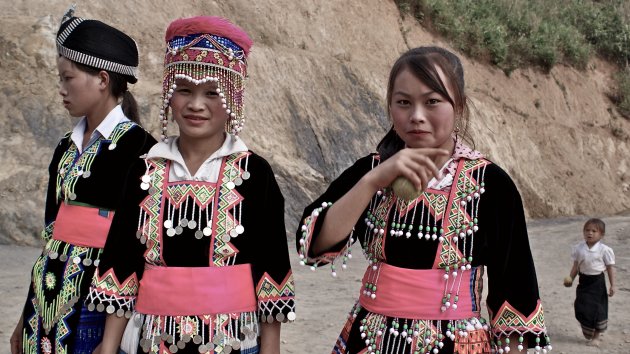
[70,105,129,152]
[584,240,602,252]
[146,134,248,181]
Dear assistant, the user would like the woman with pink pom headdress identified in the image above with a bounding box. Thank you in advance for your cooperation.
[88,16,295,354]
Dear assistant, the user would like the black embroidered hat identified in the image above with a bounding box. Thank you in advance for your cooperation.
[56,13,139,83]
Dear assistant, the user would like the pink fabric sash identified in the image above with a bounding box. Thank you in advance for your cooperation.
[52,203,114,248]
[359,263,480,320]
[135,264,257,316]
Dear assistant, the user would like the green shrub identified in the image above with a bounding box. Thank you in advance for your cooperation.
[395,0,630,116]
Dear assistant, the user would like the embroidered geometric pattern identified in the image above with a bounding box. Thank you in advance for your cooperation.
[55,122,137,202]
[490,300,547,336]
[90,268,140,297]
[212,152,248,266]
[167,183,216,208]
[141,158,168,262]
[436,159,490,269]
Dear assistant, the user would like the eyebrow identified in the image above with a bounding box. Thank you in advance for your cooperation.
[392,90,436,97]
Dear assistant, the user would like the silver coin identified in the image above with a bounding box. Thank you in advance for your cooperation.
[140,182,150,190]
[108,143,117,150]
[198,344,207,353]
[182,335,191,343]
[207,343,215,350]
[82,171,91,178]
[223,344,232,353]
[136,230,143,238]
[226,181,235,190]
[164,220,173,229]
[180,219,189,227]
[193,335,202,345]
[229,229,238,237]
[234,177,243,186]
[49,251,58,259]
[175,226,184,235]
[276,313,285,322]
[77,170,84,176]
[167,228,176,237]
[59,254,68,262]
[87,303,95,311]
[203,227,212,236]
[177,340,185,349]
[267,314,274,323]
[188,220,197,229]
[242,171,250,180]
[125,310,133,319]
[96,303,105,312]
[141,175,151,183]
[69,193,77,200]
[149,187,158,194]
[106,305,115,314]
[140,236,147,244]
[83,258,93,266]
[73,257,81,264]
[93,259,100,266]
[160,332,169,341]
[194,230,203,239]
[287,311,297,321]
[139,338,148,347]
[169,344,178,353]
[222,234,231,242]
[166,334,174,344]
[235,225,244,234]
[232,340,241,350]
[116,309,125,317]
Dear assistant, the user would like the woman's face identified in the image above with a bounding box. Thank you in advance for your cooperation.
[170,79,229,142]
[389,67,456,151]
[57,56,103,118]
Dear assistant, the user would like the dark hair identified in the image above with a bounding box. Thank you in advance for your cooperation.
[71,61,141,124]
[584,218,606,234]
[377,46,473,160]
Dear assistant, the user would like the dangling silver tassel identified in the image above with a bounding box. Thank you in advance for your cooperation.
[60,3,77,25]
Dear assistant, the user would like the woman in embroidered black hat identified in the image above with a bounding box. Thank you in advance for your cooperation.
[10,7,156,354]
[87,16,295,354]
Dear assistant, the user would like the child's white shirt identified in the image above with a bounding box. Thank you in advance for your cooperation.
[571,241,615,275]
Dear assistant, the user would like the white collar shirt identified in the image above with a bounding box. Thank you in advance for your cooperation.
[571,240,615,275]
[146,134,248,183]
[70,105,129,153]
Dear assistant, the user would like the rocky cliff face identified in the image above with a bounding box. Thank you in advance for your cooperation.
[1,0,628,245]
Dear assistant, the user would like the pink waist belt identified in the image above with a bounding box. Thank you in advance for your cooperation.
[52,203,114,248]
[135,264,257,316]
[359,263,481,320]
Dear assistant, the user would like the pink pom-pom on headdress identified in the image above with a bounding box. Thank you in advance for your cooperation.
[165,16,253,56]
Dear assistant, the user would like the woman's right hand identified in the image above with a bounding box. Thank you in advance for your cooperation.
[364,147,450,193]
[10,320,23,354]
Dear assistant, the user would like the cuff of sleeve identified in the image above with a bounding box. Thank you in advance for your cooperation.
[490,300,551,350]
[256,272,296,323]
[297,202,353,268]
[87,268,139,317]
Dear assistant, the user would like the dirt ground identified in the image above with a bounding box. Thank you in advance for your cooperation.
[1,215,628,353]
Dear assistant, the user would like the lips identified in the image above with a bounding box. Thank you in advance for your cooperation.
[408,129,430,134]
[184,115,208,121]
